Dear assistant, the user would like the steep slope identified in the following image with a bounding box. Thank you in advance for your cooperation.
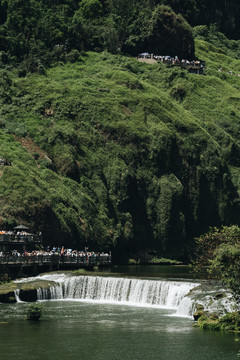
[0,47,239,260]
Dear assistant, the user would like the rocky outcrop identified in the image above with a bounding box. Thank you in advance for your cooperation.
[193,310,205,321]
[0,291,17,303]
[193,304,206,320]
[0,283,17,303]
[0,280,56,303]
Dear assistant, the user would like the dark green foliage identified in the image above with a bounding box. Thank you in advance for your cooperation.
[0,0,195,70]
[163,0,240,40]
[144,5,194,58]
[170,83,187,102]
[1,0,240,71]
[0,46,239,261]
[66,49,80,63]
[193,25,240,60]
[219,312,240,331]
[196,312,240,332]
[193,225,240,302]
[121,4,194,58]
[26,303,43,321]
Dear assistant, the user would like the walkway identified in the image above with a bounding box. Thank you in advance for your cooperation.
[0,254,111,268]
[137,53,205,74]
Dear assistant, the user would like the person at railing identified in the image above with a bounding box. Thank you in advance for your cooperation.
[0,247,112,263]
[0,230,14,235]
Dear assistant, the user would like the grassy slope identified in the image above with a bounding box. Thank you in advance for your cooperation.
[0,41,239,260]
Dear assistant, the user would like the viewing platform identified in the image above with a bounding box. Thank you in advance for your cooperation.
[137,53,205,74]
[0,224,112,276]
[0,233,41,246]
[0,253,112,278]
[0,254,111,267]
[0,224,42,253]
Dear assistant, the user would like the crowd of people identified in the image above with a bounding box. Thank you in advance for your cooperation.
[138,53,205,70]
[0,230,34,236]
[0,247,111,259]
[153,55,204,68]
[0,230,14,235]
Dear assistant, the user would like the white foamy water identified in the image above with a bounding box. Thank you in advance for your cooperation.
[33,274,199,316]
[14,289,21,302]
[14,273,236,317]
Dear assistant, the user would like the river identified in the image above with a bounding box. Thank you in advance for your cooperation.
[0,265,239,360]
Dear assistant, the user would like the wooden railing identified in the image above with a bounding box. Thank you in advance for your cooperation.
[0,234,41,244]
[0,254,111,267]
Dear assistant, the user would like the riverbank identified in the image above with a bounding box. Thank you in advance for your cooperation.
[194,311,240,332]
[128,257,183,265]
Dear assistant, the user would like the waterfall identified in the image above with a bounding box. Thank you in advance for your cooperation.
[36,274,199,316]
[14,273,236,317]
[14,289,21,303]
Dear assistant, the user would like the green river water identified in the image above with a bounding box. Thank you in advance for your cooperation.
[0,266,239,360]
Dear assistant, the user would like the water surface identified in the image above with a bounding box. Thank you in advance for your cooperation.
[109,264,193,279]
[0,266,238,360]
[0,300,239,360]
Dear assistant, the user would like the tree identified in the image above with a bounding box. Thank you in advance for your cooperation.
[193,225,240,304]
[145,5,195,58]
[123,4,195,58]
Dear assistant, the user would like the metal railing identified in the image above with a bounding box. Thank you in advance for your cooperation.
[0,234,41,244]
[0,254,111,266]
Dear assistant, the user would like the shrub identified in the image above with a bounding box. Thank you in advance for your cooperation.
[195,312,240,332]
[170,84,186,102]
[219,312,240,331]
[201,322,221,331]
[128,258,139,264]
[66,50,80,63]
[73,269,86,275]
[26,304,43,321]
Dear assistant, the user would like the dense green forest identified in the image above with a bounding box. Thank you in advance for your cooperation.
[1,0,240,71]
[0,0,240,262]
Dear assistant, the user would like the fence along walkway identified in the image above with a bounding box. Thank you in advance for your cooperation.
[0,254,111,267]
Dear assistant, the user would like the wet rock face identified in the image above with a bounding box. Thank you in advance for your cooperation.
[0,291,17,303]
[0,286,39,303]
[193,310,205,321]
[19,289,38,302]
[0,282,17,303]
[0,279,55,303]
[17,280,56,302]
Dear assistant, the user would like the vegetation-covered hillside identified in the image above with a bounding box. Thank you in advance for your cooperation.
[0,0,240,261]
[0,36,239,260]
[1,0,240,72]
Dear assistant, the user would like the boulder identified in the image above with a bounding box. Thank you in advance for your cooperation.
[0,291,17,303]
[193,310,205,321]
[0,279,56,303]
[0,283,17,303]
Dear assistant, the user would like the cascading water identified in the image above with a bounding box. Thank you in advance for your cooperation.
[14,289,21,302]
[36,274,200,316]
[14,273,236,317]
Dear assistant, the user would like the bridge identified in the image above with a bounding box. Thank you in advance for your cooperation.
[0,254,112,278]
[0,254,111,266]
